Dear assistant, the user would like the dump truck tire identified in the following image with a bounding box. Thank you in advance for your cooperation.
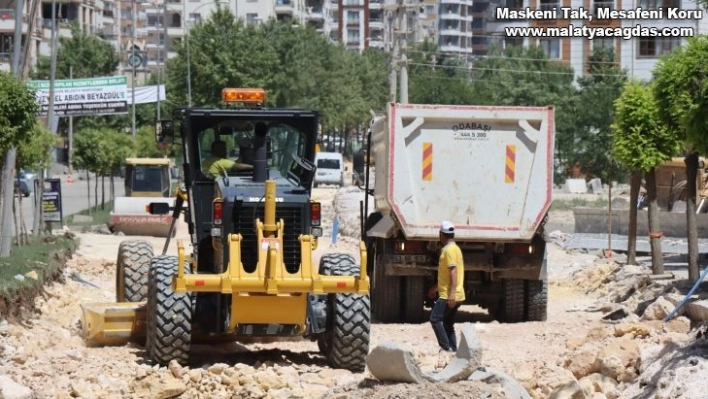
[499,279,525,323]
[525,279,548,322]
[403,277,425,323]
[115,240,154,302]
[145,256,193,366]
[318,253,371,372]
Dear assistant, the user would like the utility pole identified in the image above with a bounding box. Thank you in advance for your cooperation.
[131,0,137,136]
[388,0,399,103]
[68,66,73,170]
[157,0,168,121]
[398,0,408,104]
[0,0,25,256]
[35,0,58,234]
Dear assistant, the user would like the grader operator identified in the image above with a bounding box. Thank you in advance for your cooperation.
[80,88,371,371]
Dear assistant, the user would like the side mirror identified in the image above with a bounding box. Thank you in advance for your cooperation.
[156,120,174,144]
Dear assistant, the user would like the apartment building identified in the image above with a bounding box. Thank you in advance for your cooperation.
[0,0,104,73]
[437,0,474,56]
[487,0,708,81]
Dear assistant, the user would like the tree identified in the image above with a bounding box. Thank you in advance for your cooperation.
[653,35,708,282]
[135,126,172,158]
[14,124,55,244]
[73,129,110,212]
[612,80,681,273]
[0,71,41,257]
[407,40,476,105]
[574,47,628,182]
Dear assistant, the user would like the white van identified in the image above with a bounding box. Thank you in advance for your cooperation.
[314,152,346,187]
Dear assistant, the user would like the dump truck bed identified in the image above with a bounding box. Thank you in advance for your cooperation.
[372,104,554,241]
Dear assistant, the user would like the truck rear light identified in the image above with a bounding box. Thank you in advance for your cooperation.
[509,244,533,255]
[311,202,321,226]
[395,240,424,253]
[213,200,223,225]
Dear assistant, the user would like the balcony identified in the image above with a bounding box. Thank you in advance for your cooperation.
[369,38,384,48]
[275,0,295,15]
[369,18,383,29]
[307,7,324,20]
[440,44,462,52]
[439,12,464,20]
[102,9,114,19]
[472,43,488,53]
[369,0,382,9]
[0,9,16,30]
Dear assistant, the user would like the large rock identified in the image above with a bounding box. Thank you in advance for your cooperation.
[596,339,640,382]
[548,380,587,399]
[130,373,188,399]
[0,375,33,399]
[468,366,532,399]
[642,297,674,321]
[366,343,428,384]
[427,323,482,383]
[565,348,600,379]
[577,373,618,397]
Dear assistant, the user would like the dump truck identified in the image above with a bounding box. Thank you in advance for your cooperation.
[81,88,371,371]
[109,158,174,237]
[360,103,554,324]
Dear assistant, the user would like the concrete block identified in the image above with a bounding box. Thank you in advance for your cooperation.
[589,178,603,194]
[564,179,587,194]
[685,300,708,322]
[366,342,428,384]
[426,323,482,383]
[469,367,532,399]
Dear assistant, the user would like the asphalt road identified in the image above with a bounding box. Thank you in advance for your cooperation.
[17,174,125,232]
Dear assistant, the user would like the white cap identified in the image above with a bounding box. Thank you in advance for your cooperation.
[440,221,455,234]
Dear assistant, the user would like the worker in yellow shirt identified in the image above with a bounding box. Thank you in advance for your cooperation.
[202,140,253,179]
[430,220,465,353]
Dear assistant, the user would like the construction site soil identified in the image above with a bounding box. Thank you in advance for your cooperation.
[0,184,707,399]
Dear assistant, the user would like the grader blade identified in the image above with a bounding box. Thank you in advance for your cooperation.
[80,302,147,346]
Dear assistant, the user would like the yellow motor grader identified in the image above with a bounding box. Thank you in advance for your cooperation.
[80,88,371,371]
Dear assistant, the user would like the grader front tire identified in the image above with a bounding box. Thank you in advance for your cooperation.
[318,253,371,372]
[115,240,154,302]
[145,256,193,366]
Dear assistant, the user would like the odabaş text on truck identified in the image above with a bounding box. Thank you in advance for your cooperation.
[361,103,554,324]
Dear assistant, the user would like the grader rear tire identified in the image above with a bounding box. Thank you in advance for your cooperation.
[145,256,193,366]
[318,253,371,372]
[116,240,154,302]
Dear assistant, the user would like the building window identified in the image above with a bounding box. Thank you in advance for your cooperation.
[638,37,680,57]
[639,0,678,8]
[188,13,201,24]
[506,0,523,10]
[538,0,559,11]
[347,29,359,43]
[425,5,434,14]
[347,10,359,23]
[246,13,258,25]
[593,37,614,50]
[345,0,359,5]
[593,0,614,17]
[539,38,560,58]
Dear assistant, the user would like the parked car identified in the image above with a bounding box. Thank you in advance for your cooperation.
[314,152,346,187]
[14,178,30,197]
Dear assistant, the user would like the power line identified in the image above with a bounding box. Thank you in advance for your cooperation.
[405,48,624,65]
[408,61,633,77]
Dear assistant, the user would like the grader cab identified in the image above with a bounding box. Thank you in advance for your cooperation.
[80,88,371,371]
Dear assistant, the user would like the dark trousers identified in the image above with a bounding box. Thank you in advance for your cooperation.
[430,298,461,352]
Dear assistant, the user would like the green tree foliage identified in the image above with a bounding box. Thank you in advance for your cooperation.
[34,24,120,80]
[653,36,708,154]
[165,11,388,131]
[135,126,172,158]
[408,40,475,104]
[0,71,41,152]
[573,46,628,181]
[612,80,680,171]
[16,124,56,170]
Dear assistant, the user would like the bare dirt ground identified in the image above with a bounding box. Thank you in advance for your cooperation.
[0,182,705,399]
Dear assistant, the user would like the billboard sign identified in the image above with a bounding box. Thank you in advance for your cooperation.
[39,178,63,223]
[28,76,129,117]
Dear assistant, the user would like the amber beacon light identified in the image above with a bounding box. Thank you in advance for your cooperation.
[221,88,266,104]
